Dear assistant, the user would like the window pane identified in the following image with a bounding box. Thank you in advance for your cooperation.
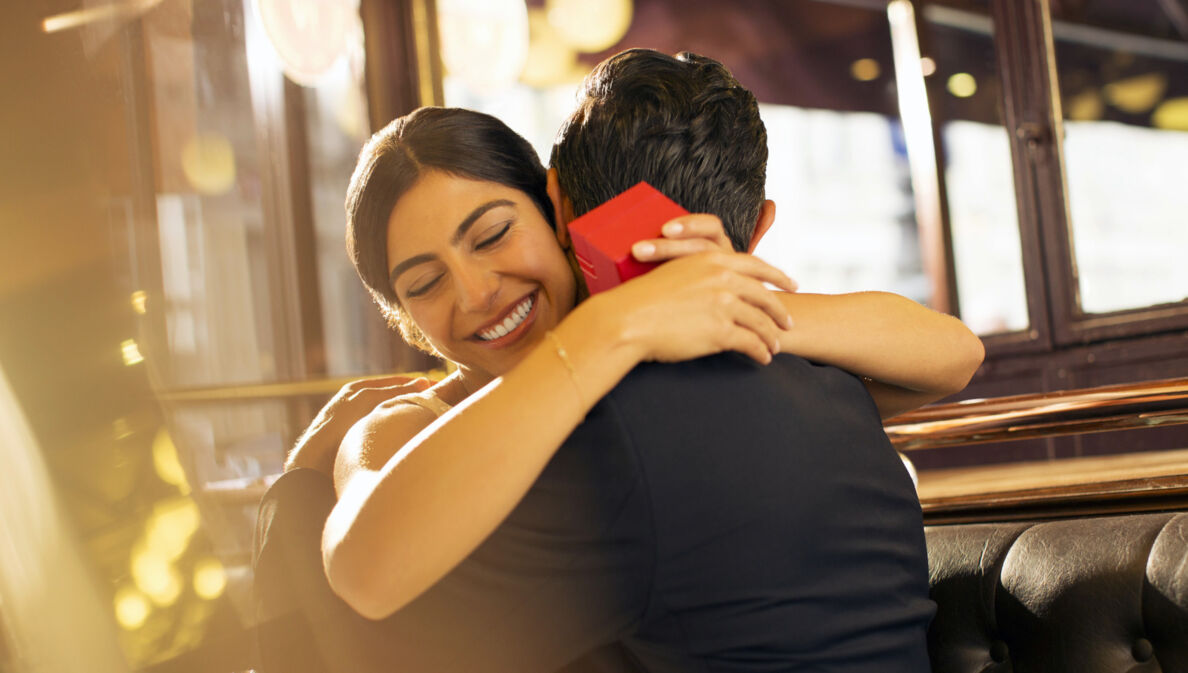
[1052,1,1188,314]
[301,33,426,377]
[923,5,1029,335]
[143,1,279,388]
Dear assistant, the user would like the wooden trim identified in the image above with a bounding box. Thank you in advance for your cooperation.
[359,0,443,130]
[989,0,1058,354]
[280,78,327,378]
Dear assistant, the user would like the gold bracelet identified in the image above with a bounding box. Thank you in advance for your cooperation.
[545,330,584,404]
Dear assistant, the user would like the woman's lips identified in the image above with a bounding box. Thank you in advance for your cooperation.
[472,291,538,346]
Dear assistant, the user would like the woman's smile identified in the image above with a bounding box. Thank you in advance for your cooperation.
[472,290,538,345]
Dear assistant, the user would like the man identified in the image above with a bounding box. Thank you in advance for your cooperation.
[256,50,947,672]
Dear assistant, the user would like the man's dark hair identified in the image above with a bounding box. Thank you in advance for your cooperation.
[345,106,553,351]
[550,49,767,252]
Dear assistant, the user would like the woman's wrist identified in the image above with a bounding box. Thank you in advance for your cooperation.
[552,294,646,393]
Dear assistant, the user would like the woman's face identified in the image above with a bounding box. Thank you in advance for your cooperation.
[386,170,577,381]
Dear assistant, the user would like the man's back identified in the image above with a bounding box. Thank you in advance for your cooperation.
[255,353,933,672]
[596,353,934,671]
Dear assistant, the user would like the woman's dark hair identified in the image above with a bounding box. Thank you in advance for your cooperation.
[550,49,767,252]
[345,107,553,351]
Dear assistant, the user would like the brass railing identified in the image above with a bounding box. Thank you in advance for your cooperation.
[884,377,1188,452]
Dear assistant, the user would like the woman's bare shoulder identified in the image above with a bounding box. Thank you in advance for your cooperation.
[335,395,440,487]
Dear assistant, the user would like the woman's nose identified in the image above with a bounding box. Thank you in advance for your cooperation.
[452,264,499,313]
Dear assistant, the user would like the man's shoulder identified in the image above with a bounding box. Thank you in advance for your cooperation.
[610,352,868,404]
[594,352,882,442]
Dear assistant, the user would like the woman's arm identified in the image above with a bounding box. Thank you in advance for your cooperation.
[323,251,795,620]
[774,291,984,419]
[635,215,985,418]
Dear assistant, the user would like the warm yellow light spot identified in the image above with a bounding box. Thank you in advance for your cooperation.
[114,585,151,630]
[947,72,977,98]
[152,428,190,493]
[1067,89,1104,121]
[131,290,147,314]
[850,58,881,82]
[1152,97,1188,131]
[131,543,183,606]
[521,8,579,87]
[547,0,632,53]
[194,557,227,600]
[121,339,143,366]
[920,56,937,77]
[438,0,530,94]
[181,132,237,195]
[145,497,200,560]
[1104,73,1167,114]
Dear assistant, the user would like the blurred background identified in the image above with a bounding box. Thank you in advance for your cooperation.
[1,0,1186,671]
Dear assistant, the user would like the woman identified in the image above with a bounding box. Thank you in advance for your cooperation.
[291,107,982,622]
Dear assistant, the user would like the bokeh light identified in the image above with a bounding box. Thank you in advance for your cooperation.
[947,72,977,98]
[114,585,151,630]
[521,8,579,87]
[152,428,191,494]
[1152,97,1188,130]
[193,557,227,600]
[438,0,530,95]
[850,58,881,82]
[121,339,143,366]
[546,0,632,53]
[1104,73,1167,114]
[180,132,237,195]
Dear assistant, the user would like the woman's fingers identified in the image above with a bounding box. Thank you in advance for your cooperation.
[663,214,732,248]
[727,296,786,355]
[632,236,718,262]
[724,321,775,364]
[709,251,798,295]
[632,214,732,262]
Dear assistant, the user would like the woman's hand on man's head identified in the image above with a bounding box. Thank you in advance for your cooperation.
[593,250,796,367]
[630,214,796,293]
[284,375,432,476]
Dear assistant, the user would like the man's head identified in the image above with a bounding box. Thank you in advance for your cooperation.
[549,49,769,252]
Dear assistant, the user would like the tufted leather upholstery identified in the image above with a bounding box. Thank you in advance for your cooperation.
[925,512,1188,672]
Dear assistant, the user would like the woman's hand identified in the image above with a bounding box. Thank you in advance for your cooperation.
[285,375,432,475]
[591,250,796,366]
[630,214,796,293]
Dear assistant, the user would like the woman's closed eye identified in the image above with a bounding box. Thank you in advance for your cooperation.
[405,273,443,298]
[474,221,512,250]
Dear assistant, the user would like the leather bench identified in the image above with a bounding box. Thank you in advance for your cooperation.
[925,511,1188,672]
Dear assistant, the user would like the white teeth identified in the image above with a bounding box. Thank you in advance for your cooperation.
[477,295,534,341]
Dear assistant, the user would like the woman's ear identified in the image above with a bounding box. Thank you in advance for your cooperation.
[546,167,573,248]
[746,199,776,254]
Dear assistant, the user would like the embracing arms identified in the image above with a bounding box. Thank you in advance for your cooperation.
[323,251,796,619]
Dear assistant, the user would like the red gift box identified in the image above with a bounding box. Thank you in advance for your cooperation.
[567,182,689,295]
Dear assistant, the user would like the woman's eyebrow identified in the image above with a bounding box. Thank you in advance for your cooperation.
[388,199,517,286]
[449,199,515,245]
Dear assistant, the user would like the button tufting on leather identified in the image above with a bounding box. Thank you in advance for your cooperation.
[1132,638,1154,662]
[989,640,1009,663]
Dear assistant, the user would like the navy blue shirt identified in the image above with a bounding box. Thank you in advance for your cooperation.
[255,353,933,672]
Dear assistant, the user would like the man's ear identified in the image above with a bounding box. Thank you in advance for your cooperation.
[746,199,776,254]
[546,167,574,248]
